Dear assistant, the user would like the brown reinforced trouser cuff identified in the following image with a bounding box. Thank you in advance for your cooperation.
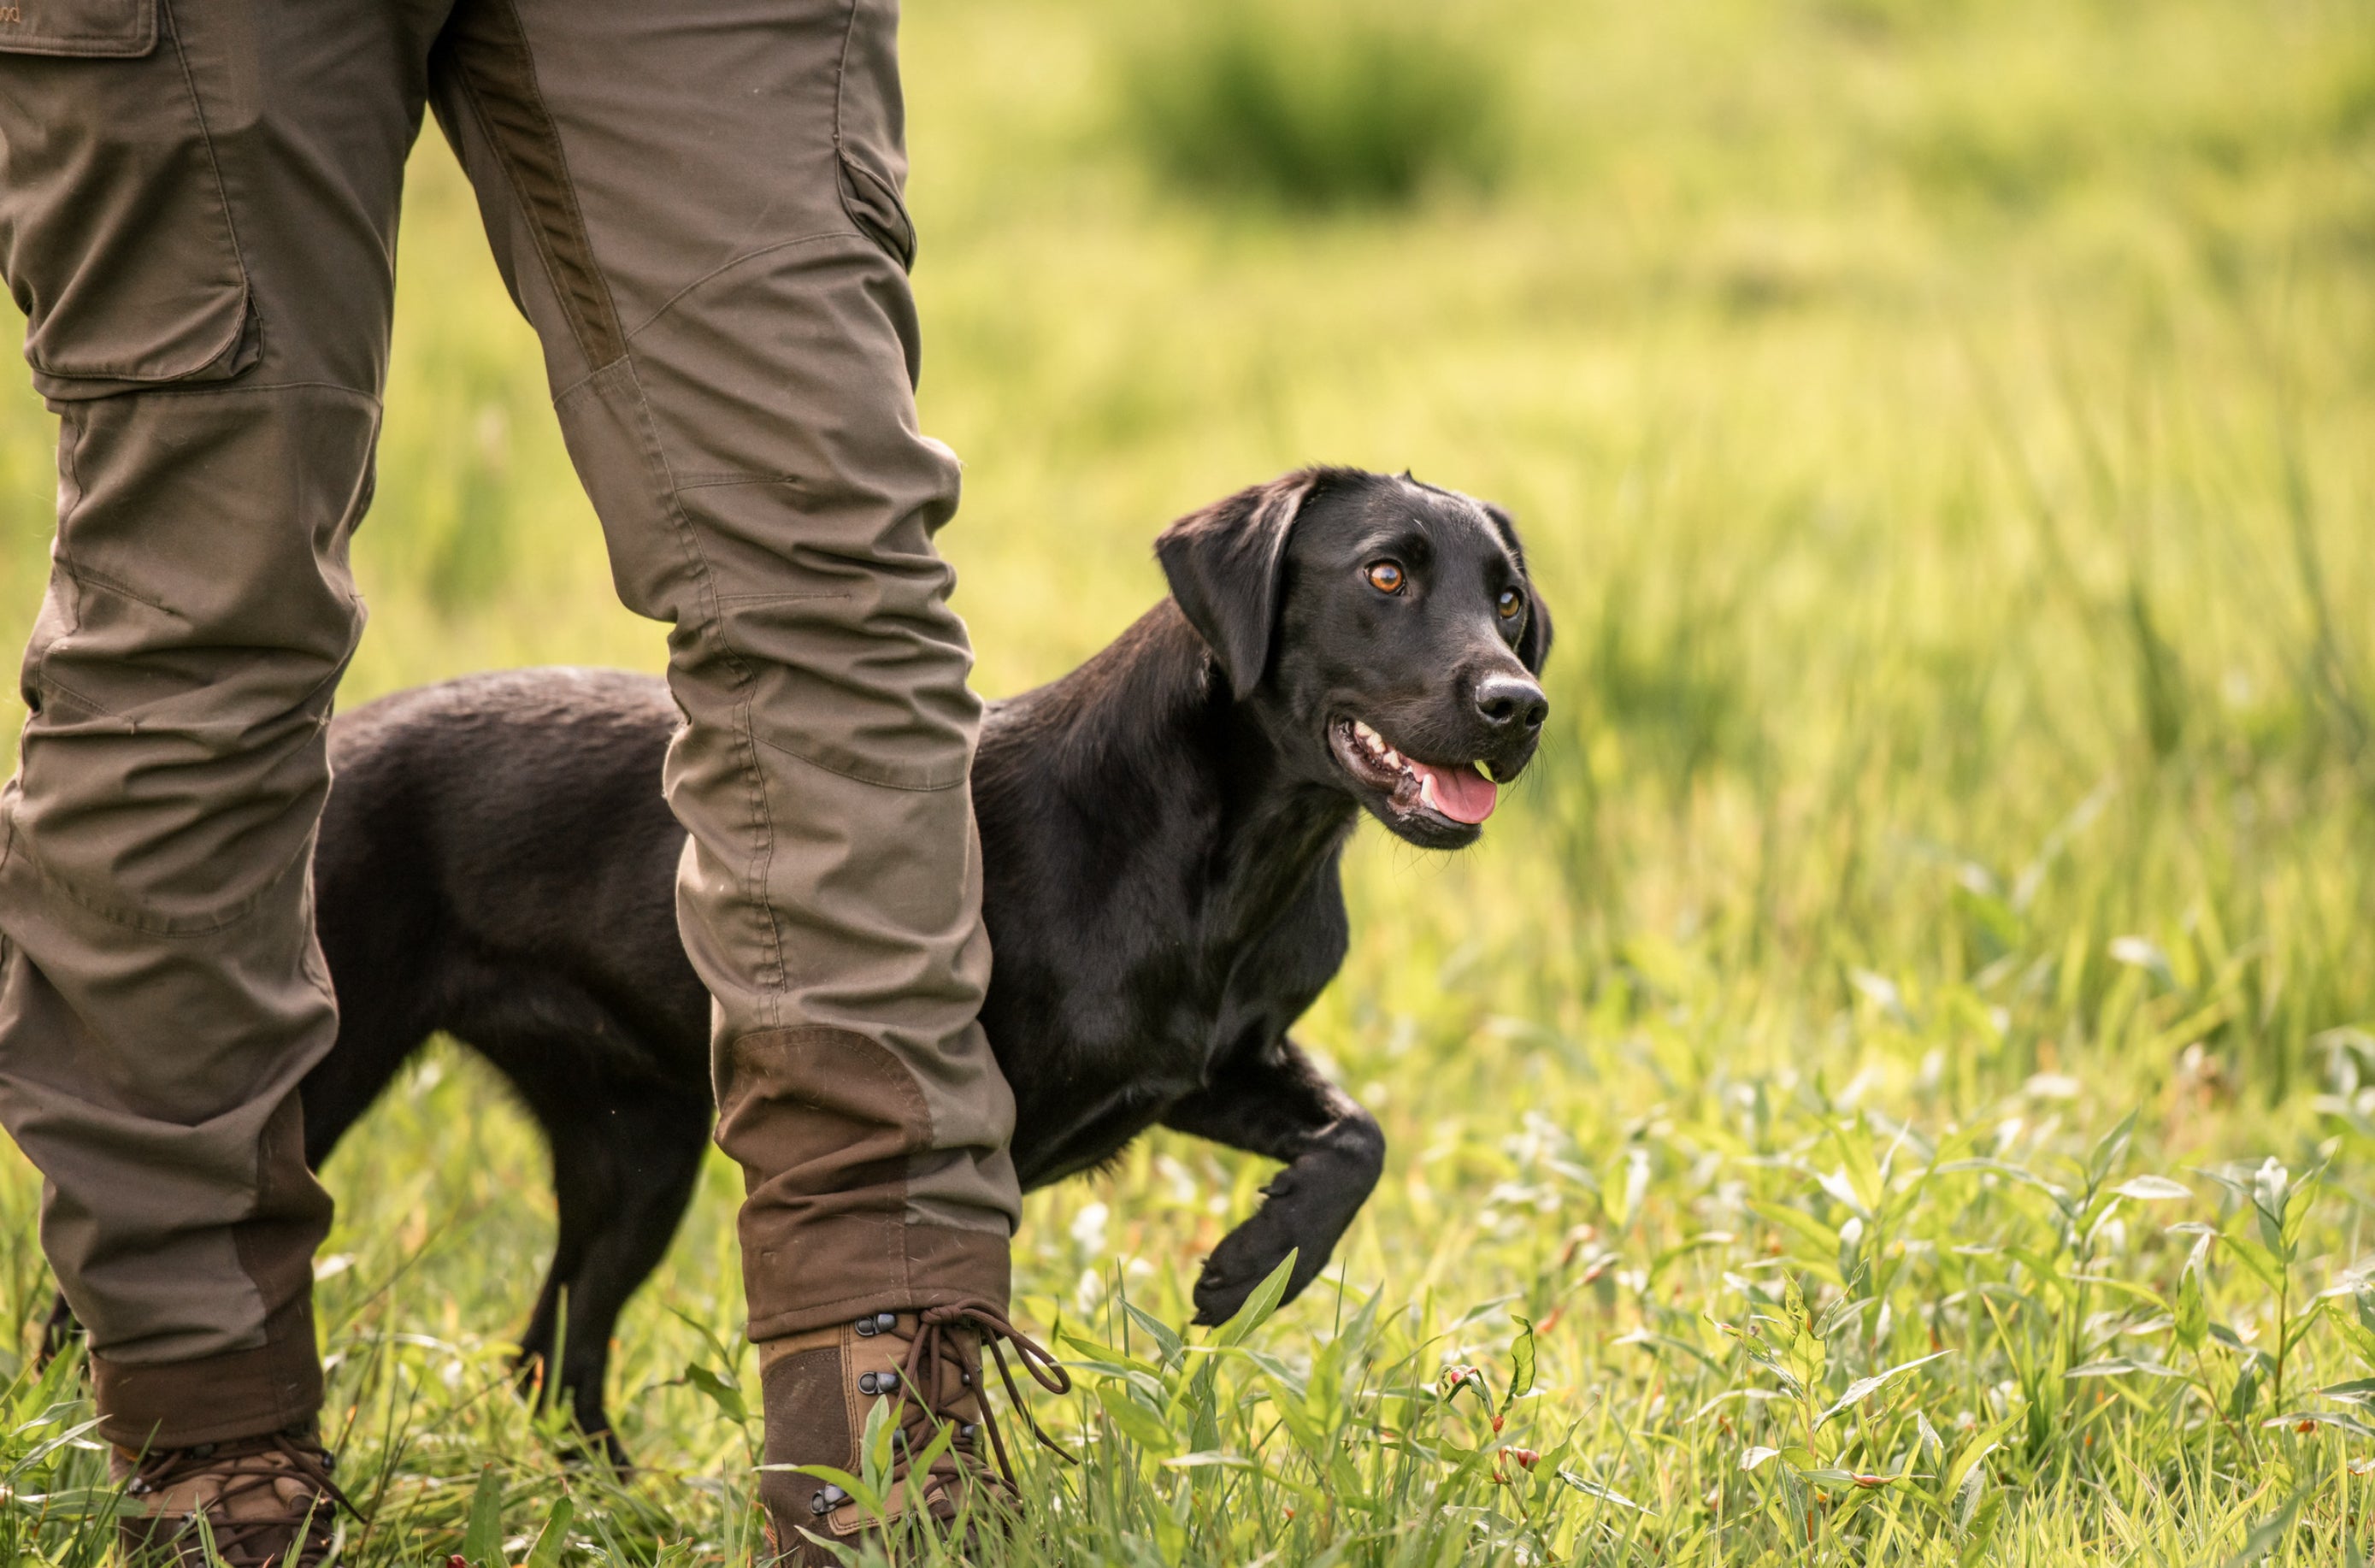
[722,1025,1018,1341]
[744,1220,1011,1343]
[91,1298,323,1451]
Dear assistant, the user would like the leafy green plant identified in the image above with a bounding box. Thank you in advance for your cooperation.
[2198,1158,2331,1424]
[0,1346,114,1568]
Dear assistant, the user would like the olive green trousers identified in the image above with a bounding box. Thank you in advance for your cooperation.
[0,0,1018,1449]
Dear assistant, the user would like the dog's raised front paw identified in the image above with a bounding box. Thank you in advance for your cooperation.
[1191,1214,1309,1327]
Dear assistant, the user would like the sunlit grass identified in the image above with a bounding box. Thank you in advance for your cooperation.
[1117,3,1507,210]
[3,0,2373,1561]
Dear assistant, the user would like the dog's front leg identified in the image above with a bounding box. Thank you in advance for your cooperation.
[1160,1039,1385,1326]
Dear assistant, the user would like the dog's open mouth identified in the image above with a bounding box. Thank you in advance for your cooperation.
[1331,718,1497,827]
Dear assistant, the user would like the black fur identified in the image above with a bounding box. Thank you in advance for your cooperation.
[45,467,1551,1461]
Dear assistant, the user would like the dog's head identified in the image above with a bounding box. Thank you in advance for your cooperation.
[1158,467,1552,849]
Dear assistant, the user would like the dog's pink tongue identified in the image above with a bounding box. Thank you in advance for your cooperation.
[1413,760,1498,824]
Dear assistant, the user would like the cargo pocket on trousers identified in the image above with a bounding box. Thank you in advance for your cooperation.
[0,0,256,400]
[835,153,916,274]
[832,0,916,273]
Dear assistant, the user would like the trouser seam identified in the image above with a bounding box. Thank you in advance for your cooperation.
[827,0,913,272]
[124,0,264,396]
[26,669,110,722]
[593,357,793,1016]
[27,408,90,714]
[445,0,627,374]
[833,0,860,153]
[72,380,381,404]
[614,230,875,349]
[751,730,967,793]
[55,559,180,621]
[161,0,251,294]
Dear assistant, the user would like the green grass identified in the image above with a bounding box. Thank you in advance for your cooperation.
[5,0,2375,1561]
[1119,3,1507,210]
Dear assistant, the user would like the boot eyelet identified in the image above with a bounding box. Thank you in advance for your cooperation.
[854,1316,878,1337]
[875,1312,898,1332]
[858,1371,878,1394]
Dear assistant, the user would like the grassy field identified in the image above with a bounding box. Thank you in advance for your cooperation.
[6,0,2375,1561]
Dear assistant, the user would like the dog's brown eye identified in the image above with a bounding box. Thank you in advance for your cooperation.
[1366,562,1406,595]
[1497,587,1523,619]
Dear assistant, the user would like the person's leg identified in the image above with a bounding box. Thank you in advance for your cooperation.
[0,0,442,1481]
[427,0,1022,1545]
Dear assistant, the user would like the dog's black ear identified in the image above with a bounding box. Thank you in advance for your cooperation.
[1482,501,1553,675]
[1156,470,1323,699]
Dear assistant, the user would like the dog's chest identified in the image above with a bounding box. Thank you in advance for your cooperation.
[995,858,1350,1188]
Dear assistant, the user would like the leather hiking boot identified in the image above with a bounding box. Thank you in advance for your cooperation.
[112,1424,355,1567]
[756,1300,1071,1565]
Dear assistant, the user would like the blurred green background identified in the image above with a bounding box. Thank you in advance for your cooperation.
[3,0,2374,1560]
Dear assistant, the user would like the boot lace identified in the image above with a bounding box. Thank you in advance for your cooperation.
[894,1300,1075,1492]
[122,1429,358,1568]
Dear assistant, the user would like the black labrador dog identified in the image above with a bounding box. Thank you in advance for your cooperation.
[53,466,1549,1457]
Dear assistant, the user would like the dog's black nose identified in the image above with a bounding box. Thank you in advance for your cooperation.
[1475,672,1547,732]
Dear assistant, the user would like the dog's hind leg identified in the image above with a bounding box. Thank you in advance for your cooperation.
[513,1075,713,1466]
[1160,1040,1385,1326]
[297,1009,430,1169]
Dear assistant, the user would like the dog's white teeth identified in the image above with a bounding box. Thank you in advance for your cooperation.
[1347,719,1409,772]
